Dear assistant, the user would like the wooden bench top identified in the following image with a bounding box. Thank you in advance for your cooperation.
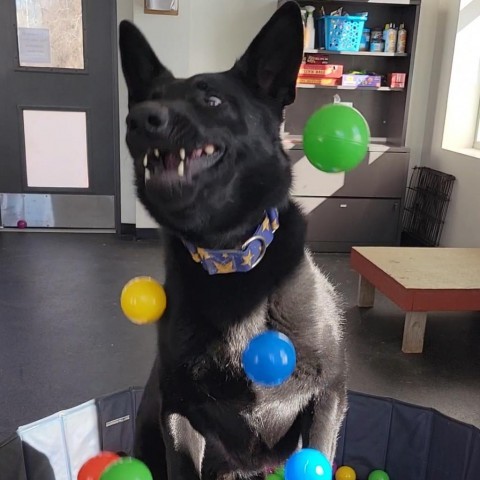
[350,247,480,312]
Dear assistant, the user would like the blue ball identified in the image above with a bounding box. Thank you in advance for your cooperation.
[242,331,296,387]
[285,449,332,480]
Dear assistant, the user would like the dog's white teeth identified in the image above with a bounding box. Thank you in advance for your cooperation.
[154,148,160,158]
[205,144,215,155]
[143,155,148,168]
[145,169,151,182]
[179,148,186,160]
[178,159,185,177]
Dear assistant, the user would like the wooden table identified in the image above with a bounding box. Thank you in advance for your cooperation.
[350,247,480,353]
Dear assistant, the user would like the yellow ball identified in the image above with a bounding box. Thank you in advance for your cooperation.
[120,276,167,325]
[336,465,357,480]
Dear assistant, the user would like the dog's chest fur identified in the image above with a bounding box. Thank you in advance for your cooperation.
[222,299,316,448]
[165,251,344,474]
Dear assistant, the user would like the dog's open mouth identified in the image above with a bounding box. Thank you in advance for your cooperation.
[142,144,223,184]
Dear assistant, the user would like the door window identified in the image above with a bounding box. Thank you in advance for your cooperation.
[23,109,89,188]
[16,0,84,69]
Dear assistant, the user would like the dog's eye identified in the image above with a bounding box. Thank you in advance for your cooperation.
[197,80,209,91]
[206,96,222,107]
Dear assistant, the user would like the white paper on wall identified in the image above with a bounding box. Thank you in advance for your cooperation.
[18,27,51,65]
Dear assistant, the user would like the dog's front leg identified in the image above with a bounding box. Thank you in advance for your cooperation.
[307,385,347,463]
[134,359,168,479]
[163,438,203,480]
[162,413,206,480]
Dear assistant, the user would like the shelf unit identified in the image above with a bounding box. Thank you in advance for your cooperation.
[279,0,421,252]
[288,0,420,145]
[304,49,409,57]
[297,85,405,91]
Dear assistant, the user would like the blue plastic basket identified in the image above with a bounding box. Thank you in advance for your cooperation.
[322,15,367,52]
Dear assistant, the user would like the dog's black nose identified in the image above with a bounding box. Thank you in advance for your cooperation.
[127,103,169,136]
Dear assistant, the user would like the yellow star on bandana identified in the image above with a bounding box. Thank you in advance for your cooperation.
[271,218,279,231]
[191,252,201,262]
[242,250,255,266]
[197,248,211,259]
[262,216,271,232]
[213,260,234,274]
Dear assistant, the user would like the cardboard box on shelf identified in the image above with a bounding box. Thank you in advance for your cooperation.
[298,64,343,78]
[388,73,406,89]
[297,77,341,86]
[303,53,329,65]
[342,74,382,87]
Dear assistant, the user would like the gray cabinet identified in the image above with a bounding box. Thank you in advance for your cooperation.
[287,145,409,252]
[296,197,401,252]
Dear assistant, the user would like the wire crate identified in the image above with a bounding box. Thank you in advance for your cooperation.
[402,167,455,247]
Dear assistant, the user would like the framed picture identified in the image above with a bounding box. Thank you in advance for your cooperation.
[144,0,179,15]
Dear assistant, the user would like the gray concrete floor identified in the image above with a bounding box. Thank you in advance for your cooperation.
[1,232,479,443]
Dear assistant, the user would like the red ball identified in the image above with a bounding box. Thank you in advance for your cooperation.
[17,220,27,229]
[78,452,121,480]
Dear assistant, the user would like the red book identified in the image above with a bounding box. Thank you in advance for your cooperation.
[298,64,343,78]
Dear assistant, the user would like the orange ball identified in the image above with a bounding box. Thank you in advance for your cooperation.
[335,465,357,480]
[120,276,167,324]
[78,452,120,480]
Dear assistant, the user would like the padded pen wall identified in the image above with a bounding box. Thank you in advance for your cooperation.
[2,390,479,480]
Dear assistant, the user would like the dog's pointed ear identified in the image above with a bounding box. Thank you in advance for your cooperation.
[119,20,174,104]
[232,2,303,107]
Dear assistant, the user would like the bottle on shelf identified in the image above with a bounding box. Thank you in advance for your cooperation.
[383,23,390,43]
[301,9,307,49]
[397,24,407,53]
[369,27,384,52]
[304,5,316,50]
[371,27,383,42]
[385,24,398,53]
[359,28,371,51]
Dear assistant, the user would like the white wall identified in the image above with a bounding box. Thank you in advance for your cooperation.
[404,0,440,168]
[117,0,135,224]
[132,0,191,77]
[188,0,277,75]
[442,0,480,153]
[130,0,193,228]
[409,0,480,247]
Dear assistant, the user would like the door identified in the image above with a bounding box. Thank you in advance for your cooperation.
[0,0,119,229]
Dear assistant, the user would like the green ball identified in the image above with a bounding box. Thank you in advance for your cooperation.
[266,474,283,480]
[368,469,390,480]
[99,458,152,480]
[274,465,285,477]
[303,104,370,173]
[266,465,285,480]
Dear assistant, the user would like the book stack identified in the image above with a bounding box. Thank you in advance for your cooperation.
[297,63,344,86]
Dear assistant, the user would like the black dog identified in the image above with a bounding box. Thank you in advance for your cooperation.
[119,3,346,479]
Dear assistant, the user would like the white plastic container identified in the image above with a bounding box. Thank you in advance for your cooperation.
[304,5,316,50]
